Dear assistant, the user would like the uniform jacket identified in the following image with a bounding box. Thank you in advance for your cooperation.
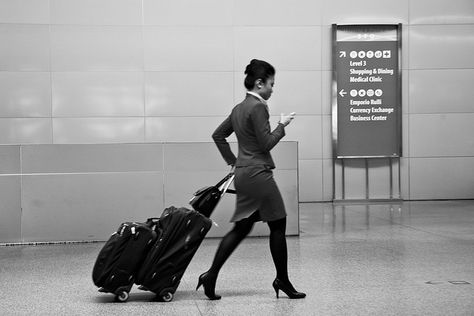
[212,94,286,169]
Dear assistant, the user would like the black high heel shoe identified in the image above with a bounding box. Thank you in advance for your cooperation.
[272,278,306,299]
[196,272,221,300]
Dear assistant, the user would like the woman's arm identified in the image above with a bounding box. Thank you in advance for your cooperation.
[212,115,237,166]
[251,103,286,152]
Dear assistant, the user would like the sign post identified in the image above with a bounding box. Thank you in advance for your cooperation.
[332,24,402,158]
[332,24,402,201]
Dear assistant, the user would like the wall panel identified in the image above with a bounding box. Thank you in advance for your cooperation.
[146,117,228,143]
[143,0,233,26]
[50,0,142,26]
[234,26,322,72]
[321,70,332,115]
[410,0,474,25]
[0,72,51,117]
[321,115,332,159]
[53,118,144,144]
[321,0,409,25]
[409,69,474,114]
[339,159,367,199]
[0,0,49,24]
[0,24,50,71]
[410,157,474,199]
[146,72,234,116]
[322,158,334,200]
[22,144,163,174]
[234,0,322,26]
[299,159,323,201]
[0,118,52,144]
[0,176,21,243]
[0,146,21,242]
[409,25,474,69]
[282,115,322,160]
[0,145,20,173]
[143,27,234,71]
[163,142,228,171]
[52,72,144,117]
[21,173,164,242]
[50,25,143,71]
[367,159,397,199]
[409,113,474,157]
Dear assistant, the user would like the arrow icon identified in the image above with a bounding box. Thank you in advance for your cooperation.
[339,51,346,58]
[339,89,347,97]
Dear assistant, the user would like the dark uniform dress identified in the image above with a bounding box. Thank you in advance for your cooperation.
[212,93,287,223]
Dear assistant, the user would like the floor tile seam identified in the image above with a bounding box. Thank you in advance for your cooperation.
[193,299,205,316]
[303,282,448,293]
[179,278,205,315]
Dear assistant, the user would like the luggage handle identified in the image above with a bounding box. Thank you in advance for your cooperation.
[146,217,161,232]
[218,173,235,194]
[215,172,234,188]
[146,217,160,224]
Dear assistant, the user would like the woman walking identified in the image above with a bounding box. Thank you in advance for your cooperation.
[196,59,306,300]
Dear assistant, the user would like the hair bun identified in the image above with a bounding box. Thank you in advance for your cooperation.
[244,64,251,75]
[245,59,260,75]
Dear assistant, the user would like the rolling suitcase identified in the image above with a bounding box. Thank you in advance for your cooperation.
[135,206,212,302]
[92,220,158,302]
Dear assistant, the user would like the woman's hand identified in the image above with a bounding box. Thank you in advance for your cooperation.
[279,112,296,126]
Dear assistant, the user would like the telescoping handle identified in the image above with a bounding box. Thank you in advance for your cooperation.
[218,173,235,195]
[215,172,233,187]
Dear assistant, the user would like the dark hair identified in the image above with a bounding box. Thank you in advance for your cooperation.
[244,59,275,90]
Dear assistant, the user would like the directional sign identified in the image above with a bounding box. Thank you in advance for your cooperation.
[332,24,402,158]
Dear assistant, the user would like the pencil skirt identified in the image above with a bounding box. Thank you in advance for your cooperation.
[230,165,287,223]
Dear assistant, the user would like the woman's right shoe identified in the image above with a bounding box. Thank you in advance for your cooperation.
[272,278,306,299]
[196,272,221,300]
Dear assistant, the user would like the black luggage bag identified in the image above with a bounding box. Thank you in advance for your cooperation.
[92,220,158,302]
[135,206,212,302]
[189,172,235,217]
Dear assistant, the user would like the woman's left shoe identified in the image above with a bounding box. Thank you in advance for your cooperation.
[272,278,306,299]
[196,272,222,300]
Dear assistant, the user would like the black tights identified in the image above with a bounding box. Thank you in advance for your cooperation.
[208,212,289,282]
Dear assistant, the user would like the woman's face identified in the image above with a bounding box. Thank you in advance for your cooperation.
[258,76,275,100]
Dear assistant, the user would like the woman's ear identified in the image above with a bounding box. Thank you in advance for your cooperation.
[255,78,263,89]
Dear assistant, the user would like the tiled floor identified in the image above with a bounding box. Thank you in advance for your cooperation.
[1,200,473,315]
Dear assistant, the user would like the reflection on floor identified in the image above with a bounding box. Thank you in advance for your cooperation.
[1,200,473,315]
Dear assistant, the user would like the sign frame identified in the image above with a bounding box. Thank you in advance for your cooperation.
[332,24,402,158]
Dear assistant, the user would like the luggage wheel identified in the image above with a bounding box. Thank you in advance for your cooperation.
[158,291,174,302]
[114,289,130,302]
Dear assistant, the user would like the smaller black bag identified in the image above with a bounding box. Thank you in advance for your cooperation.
[189,172,235,217]
[92,219,158,302]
